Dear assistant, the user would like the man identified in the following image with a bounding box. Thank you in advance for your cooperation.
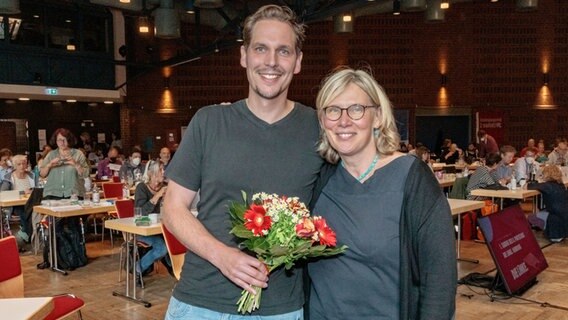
[96,146,122,179]
[159,147,171,168]
[514,147,537,182]
[477,130,499,158]
[163,5,323,319]
[492,145,516,184]
[119,148,145,183]
[0,148,13,182]
[547,138,568,166]
[520,138,535,157]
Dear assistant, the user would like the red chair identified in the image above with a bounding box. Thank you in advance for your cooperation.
[161,223,187,280]
[102,182,124,199]
[114,199,155,282]
[101,182,126,246]
[112,175,121,183]
[0,236,84,319]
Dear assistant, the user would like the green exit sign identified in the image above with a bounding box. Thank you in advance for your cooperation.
[45,88,58,95]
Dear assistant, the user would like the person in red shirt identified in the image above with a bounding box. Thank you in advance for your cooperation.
[477,130,498,158]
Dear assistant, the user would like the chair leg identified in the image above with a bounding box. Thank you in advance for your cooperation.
[78,309,83,320]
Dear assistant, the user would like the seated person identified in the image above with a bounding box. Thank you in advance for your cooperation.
[527,165,568,243]
[464,142,478,164]
[442,143,462,164]
[535,141,549,164]
[513,147,538,182]
[0,154,35,244]
[97,146,122,180]
[119,148,145,185]
[134,160,172,282]
[415,146,431,164]
[547,139,568,166]
[491,145,516,184]
[466,153,504,200]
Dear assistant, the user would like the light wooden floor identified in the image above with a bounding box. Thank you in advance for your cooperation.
[16,229,568,319]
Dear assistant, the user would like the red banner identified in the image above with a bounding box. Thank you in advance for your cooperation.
[476,111,504,144]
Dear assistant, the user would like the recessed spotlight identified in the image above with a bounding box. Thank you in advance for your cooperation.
[103,101,113,104]
[66,99,77,103]
[33,15,40,18]
[65,19,72,23]
[18,97,30,101]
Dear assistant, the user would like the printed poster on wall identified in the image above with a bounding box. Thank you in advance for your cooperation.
[476,111,504,144]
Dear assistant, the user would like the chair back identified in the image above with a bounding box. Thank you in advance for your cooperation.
[449,176,470,200]
[115,199,134,218]
[112,175,121,183]
[102,182,123,198]
[161,224,187,280]
[0,236,24,298]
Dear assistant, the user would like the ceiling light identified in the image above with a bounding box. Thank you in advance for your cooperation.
[65,19,71,23]
[33,15,39,18]
[66,44,76,51]
[393,0,401,15]
[440,1,449,9]
[18,97,30,101]
[103,101,113,104]
[139,16,149,33]
[66,99,77,103]
[185,0,195,14]
[334,13,354,33]
[119,0,130,3]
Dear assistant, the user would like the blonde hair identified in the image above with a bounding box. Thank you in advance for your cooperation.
[542,165,563,184]
[11,154,27,166]
[144,160,163,184]
[316,67,400,164]
[242,5,306,53]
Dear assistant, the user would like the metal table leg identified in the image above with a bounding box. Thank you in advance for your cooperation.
[49,216,67,275]
[112,232,152,308]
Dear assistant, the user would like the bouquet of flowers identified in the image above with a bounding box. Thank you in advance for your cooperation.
[229,191,347,314]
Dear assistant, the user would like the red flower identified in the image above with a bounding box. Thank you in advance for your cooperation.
[244,204,272,236]
[295,217,316,238]
[313,217,337,247]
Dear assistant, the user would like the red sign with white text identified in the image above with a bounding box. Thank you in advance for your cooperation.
[477,111,504,144]
[478,205,548,294]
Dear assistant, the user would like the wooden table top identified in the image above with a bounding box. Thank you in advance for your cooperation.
[0,197,28,207]
[0,297,54,320]
[469,188,540,200]
[104,217,162,236]
[447,198,485,215]
[34,202,116,218]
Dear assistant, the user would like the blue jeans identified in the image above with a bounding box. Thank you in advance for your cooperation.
[137,235,168,272]
[165,296,303,320]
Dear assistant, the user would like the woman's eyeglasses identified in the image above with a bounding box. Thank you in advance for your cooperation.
[323,104,377,121]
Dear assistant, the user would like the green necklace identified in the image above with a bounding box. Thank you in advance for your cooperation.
[342,154,379,182]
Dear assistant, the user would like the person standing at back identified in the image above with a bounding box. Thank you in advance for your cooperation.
[162,5,323,319]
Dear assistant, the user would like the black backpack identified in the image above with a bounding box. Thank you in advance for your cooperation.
[56,217,88,270]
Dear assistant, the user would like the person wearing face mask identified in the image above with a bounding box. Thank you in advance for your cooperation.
[0,148,13,182]
[119,149,146,184]
[96,146,122,180]
[477,129,499,159]
[514,147,538,182]
[466,153,506,200]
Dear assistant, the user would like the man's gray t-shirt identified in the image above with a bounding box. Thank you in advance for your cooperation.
[167,99,324,315]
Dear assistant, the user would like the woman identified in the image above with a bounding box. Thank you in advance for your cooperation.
[38,128,90,269]
[415,145,431,164]
[527,165,568,242]
[1,154,35,243]
[308,68,456,319]
[442,143,462,164]
[134,160,171,281]
[465,153,504,200]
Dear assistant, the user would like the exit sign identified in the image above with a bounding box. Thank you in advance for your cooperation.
[45,88,58,95]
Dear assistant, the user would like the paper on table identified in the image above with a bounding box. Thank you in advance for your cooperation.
[50,205,84,212]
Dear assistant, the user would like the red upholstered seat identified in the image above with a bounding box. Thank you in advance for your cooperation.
[0,236,22,281]
[115,199,134,218]
[43,294,85,320]
[0,236,84,319]
[161,224,187,280]
[102,182,124,199]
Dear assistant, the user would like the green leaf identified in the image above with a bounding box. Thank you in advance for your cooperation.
[230,225,254,239]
